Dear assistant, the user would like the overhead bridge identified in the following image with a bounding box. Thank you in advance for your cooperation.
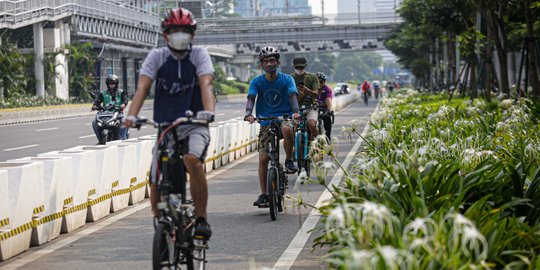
[0,0,160,48]
[195,14,401,54]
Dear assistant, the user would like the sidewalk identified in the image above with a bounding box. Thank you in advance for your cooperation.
[0,94,247,126]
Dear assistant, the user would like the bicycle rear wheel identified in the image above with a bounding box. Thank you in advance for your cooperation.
[152,223,175,270]
[267,167,279,221]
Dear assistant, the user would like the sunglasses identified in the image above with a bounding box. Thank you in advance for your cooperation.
[294,66,305,70]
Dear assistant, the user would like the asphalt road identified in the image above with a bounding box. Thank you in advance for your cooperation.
[0,97,379,270]
[0,96,248,162]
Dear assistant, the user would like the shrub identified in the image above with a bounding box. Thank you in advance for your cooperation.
[303,91,540,269]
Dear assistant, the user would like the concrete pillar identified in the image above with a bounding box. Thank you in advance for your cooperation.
[33,22,45,98]
[43,21,69,100]
[64,23,71,44]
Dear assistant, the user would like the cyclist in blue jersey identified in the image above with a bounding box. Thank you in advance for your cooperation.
[123,7,214,240]
[244,46,300,207]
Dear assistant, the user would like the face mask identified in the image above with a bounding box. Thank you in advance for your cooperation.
[263,64,278,74]
[167,32,192,51]
[295,69,305,75]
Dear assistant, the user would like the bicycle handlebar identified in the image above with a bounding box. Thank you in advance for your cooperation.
[255,115,290,122]
[130,116,210,130]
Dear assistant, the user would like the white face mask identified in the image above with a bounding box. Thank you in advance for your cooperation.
[295,69,305,75]
[167,32,192,51]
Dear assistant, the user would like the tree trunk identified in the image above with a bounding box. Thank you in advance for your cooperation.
[485,9,494,102]
[524,0,540,97]
[493,4,510,96]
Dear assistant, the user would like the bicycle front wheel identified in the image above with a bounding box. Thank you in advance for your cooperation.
[296,134,305,175]
[152,223,175,270]
[267,166,279,221]
[185,248,206,270]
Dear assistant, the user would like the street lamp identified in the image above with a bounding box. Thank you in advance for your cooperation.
[357,0,361,24]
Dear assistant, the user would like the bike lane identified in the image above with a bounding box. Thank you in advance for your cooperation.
[0,98,378,270]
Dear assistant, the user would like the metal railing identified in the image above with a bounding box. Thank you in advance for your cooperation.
[0,0,159,29]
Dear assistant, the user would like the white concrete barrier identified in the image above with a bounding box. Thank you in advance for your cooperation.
[0,162,44,261]
[213,125,224,170]
[119,139,153,205]
[250,122,259,152]
[6,156,71,247]
[137,135,156,197]
[111,144,137,212]
[228,121,240,161]
[69,145,118,222]
[205,126,217,173]
[221,123,232,165]
[38,150,96,234]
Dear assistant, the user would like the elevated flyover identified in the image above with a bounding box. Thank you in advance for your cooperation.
[195,12,401,54]
[0,0,159,47]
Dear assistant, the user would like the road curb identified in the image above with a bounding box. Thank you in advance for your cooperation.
[0,94,248,126]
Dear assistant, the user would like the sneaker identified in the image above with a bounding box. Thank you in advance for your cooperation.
[193,217,212,240]
[253,193,268,206]
[285,159,298,173]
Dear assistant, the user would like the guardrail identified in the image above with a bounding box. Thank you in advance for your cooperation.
[0,92,360,261]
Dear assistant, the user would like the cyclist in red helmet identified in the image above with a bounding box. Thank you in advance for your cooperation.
[124,7,215,240]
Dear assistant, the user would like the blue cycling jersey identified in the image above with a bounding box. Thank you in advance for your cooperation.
[248,72,298,126]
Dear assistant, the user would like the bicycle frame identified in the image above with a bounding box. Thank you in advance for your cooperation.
[256,116,288,220]
[294,106,311,176]
[137,116,208,270]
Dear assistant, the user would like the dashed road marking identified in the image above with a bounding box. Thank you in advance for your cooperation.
[3,144,39,152]
[78,135,95,139]
[36,127,59,132]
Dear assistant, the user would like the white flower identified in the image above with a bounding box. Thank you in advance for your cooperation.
[403,217,436,242]
[461,226,488,260]
[500,99,513,109]
[294,170,309,190]
[327,205,346,228]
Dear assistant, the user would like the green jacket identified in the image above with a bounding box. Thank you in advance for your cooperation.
[94,89,128,109]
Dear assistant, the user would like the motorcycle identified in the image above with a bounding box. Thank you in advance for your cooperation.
[94,104,122,145]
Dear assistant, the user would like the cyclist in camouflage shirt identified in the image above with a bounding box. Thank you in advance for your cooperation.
[290,57,320,141]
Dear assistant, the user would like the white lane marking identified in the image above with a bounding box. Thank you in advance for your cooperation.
[85,123,92,126]
[2,144,39,152]
[0,202,150,270]
[273,105,372,270]
[36,127,59,132]
[216,113,225,116]
[78,135,95,139]
[233,110,241,114]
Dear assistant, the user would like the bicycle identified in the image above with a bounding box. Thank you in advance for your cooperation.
[256,116,289,221]
[363,90,369,105]
[294,105,312,177]
[133,114,209,270]
[317,107,334,143]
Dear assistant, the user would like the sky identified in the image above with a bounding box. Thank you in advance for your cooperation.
[308,0,337,16]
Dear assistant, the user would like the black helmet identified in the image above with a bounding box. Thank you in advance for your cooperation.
[105,74,119,91]
[259,46,280,62]
[316,72,327,82]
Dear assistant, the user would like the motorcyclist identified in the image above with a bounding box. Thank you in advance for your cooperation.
[91,74,129,143]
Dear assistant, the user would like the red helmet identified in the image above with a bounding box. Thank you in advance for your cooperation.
[161,7,197,33]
